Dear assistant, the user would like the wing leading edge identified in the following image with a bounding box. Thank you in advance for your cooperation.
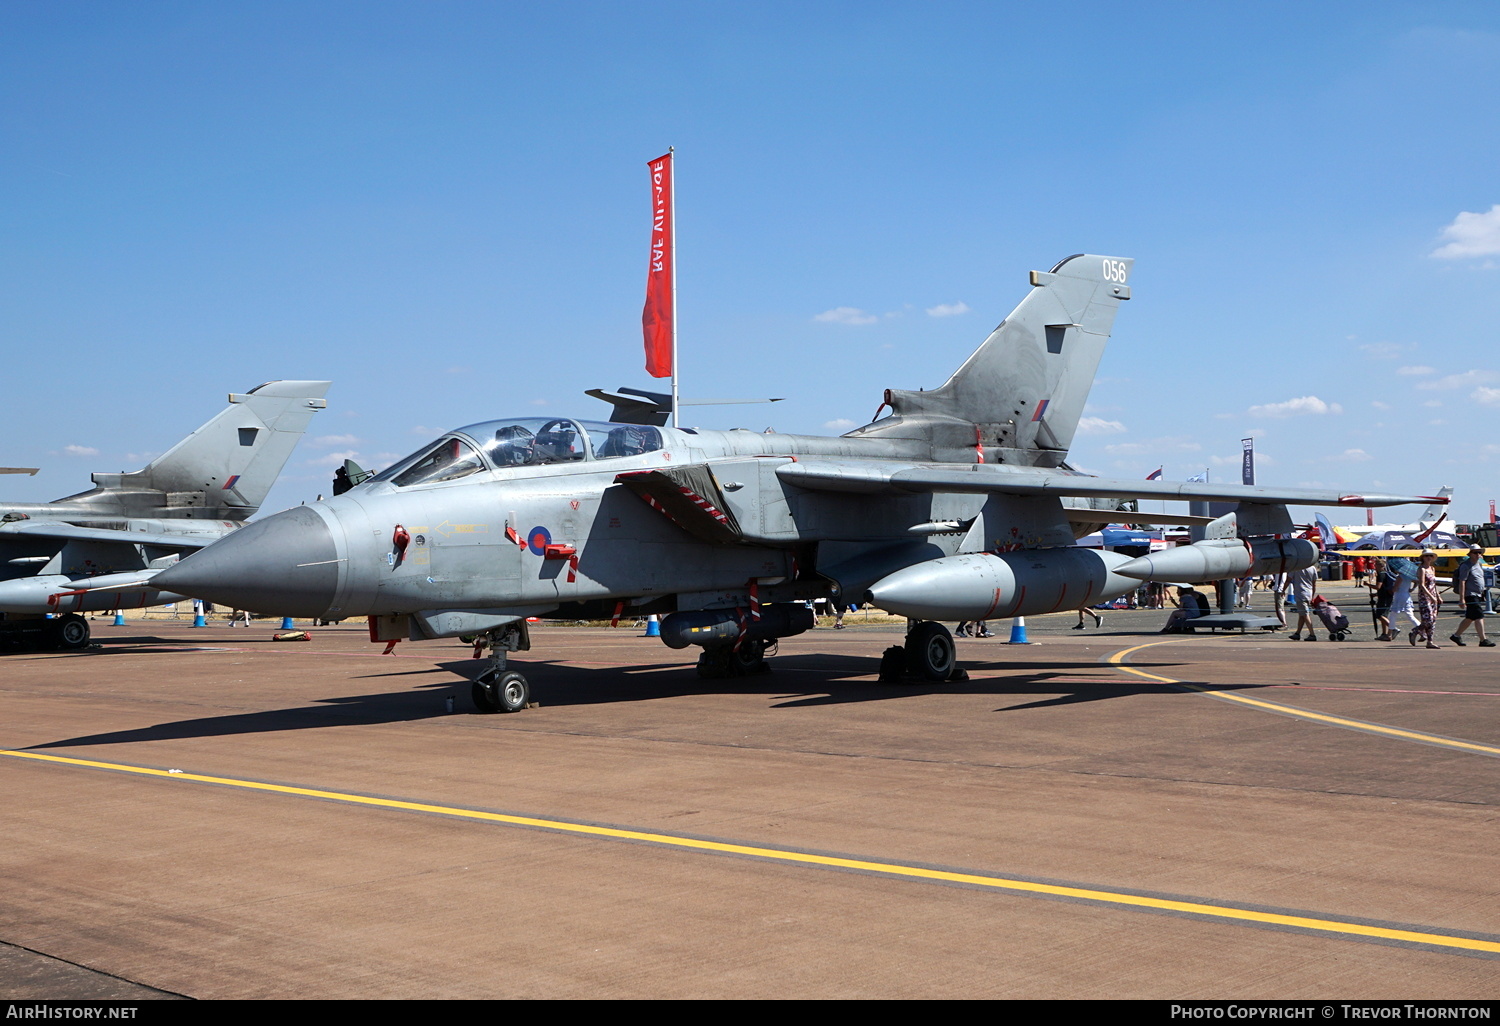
[0,520,227,550]
[776,461,1445,509]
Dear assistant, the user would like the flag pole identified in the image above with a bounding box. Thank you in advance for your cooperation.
[669,146,679,428]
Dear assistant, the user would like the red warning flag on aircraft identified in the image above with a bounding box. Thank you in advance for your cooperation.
[642,152,674,379]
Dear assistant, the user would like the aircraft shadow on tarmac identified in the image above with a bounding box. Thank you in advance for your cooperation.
[0,633,236,656]
[28,680,461,750]
[27,654,1267,751]
[423,653,1266,712]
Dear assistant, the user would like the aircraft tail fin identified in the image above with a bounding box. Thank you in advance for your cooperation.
[84,381,330,518]
[1420,487,1452,523]
[849,254,1132,467]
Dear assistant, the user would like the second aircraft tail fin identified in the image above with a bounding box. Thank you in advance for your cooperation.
[78,381,331,519]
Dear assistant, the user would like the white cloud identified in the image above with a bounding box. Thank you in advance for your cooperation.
[1397,365,1435,376]
[63,445,99,457]
[824,418,858,431]
[1245,396,1343,418]
[313,434,360,447]
[1417,369,1500,391]
[1474,387,1500,407]
[1423,400,1443,408]
[1431,204,1500,259]
[925,302,971,318]
[1371,400,1391,410]
[1104,437,1201,456]
[1358,341,1409,359]
[1076,417,1127,435]
[1335,449,1373,462]
[813,306,877,326]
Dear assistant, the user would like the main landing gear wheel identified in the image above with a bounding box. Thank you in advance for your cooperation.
[905,621,956,682]
[49,614,91,652]
[472,669,530,713]
[696,639,770,679]
[880,621,963,683]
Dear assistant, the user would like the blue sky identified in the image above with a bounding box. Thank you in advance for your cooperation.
[4,2,1499,525]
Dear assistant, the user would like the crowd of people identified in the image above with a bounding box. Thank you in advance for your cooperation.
[1156,546,1495,645]
[1363,546,1493,647]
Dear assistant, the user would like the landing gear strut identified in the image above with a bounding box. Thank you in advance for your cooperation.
[470,620,532,713]
[879,620,966,683]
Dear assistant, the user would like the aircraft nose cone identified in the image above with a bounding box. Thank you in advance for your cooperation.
[153,505,340,617]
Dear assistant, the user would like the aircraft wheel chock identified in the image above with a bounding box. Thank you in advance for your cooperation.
[905,621,956,682]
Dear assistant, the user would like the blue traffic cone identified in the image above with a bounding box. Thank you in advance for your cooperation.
[281,616,295,630]
[193,612,206,627]
[644,614,661,637]
[1007,616,1031,644]
[112,611,126,626]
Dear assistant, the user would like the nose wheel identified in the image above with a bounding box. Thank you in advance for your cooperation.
[473,669,530,713]
[468,620,534,713]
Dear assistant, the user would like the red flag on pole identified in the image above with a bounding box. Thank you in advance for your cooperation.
[642,152,674,379]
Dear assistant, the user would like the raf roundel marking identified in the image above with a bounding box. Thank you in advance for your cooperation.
[527,526,553,556]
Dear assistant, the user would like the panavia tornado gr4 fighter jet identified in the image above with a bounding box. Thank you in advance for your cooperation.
[0,381,330,650]
[153,257,1441,711]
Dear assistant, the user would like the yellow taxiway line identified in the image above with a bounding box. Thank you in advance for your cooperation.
[1107,640,1500,758]
[3,746,1497,956]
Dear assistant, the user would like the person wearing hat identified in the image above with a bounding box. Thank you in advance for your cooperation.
[1411,549,1442,648]
[1449,543,1495,647]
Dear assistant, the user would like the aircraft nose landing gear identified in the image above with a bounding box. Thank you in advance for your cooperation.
[469,620,532,713]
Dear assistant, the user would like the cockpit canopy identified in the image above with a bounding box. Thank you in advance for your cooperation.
[370,418,664,488]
